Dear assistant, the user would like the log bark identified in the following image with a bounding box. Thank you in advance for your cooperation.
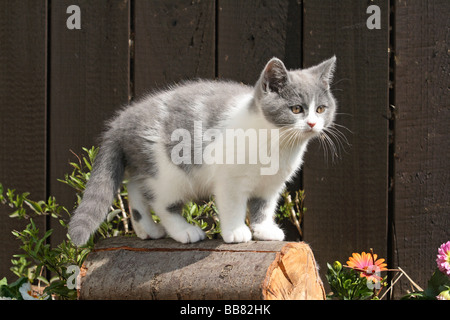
[79,237,325,300]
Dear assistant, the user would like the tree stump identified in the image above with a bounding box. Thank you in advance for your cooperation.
[79,237,325,300]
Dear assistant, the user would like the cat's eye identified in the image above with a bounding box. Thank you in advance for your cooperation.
[316,105,326,114]
[290,105,304,114]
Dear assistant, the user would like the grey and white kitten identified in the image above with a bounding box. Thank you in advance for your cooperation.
[69,56,337,245]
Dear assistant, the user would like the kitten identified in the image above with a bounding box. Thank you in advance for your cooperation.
[68,56,337,245]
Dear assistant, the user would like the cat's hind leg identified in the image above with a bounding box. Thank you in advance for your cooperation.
[153,200,206,244]
[127,181,166,240]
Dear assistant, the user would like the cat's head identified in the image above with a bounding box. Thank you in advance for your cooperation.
[254,56,337,138]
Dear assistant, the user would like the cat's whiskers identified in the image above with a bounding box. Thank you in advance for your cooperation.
[318,122,351,164]
[318,133,330,164]
[331,128,350,151]
[278,127,304,161]
[321,131,337,162]
[331,122,353,133]
[255,125,296,159]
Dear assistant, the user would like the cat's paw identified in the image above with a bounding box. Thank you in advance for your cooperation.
[170,224,206,244]
[135,222,166,240]
[221,225,252,243]
[252,223,285,241]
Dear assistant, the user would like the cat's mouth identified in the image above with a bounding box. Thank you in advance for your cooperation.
[301,126,321,135]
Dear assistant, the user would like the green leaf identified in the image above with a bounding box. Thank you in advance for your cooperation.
[43,229,53,240]
[69,175,84,187]
[59,219,68,228]
[33,239,44,256]
[343,279,351,289]
[190,203,198,216]
[83,156,93,171]
[24,199,43,214]
[44,280,76,300]
[0,285,16,299]
[0,183,4,202]
[424,268,450,299]
[36,275,50,286]
[0,277,28,300]
[11,230,20,238]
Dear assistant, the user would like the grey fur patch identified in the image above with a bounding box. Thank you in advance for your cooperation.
[123,134,159,178]
[141,187,155,202]
[132,209,142,222]
[166,201,185,214]
[248,197,267,224]
[162,80,253,172]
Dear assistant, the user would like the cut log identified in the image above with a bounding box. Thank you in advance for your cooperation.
[79,237,325,300]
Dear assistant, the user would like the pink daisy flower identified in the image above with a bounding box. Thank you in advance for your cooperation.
[436,241,450,276]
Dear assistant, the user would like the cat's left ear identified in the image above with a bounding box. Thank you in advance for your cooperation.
[308,56,336,88]
[260,58,289,94]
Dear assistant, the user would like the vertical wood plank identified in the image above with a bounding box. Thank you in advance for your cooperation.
[218,0,302,83]
[49,0,130,242]
[393,0,450,297]
[134,0,216,97]
[302,0,390,283]
[0,0,47,281]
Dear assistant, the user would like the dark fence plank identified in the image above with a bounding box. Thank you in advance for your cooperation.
[393,0,450,297]
[49,0,130,243]
[302,0,390,284]
[0,0,48,281]
[217,0,302,83]
[134,0,216,98]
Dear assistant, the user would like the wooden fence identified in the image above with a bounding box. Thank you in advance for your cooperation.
[0,0,448,299]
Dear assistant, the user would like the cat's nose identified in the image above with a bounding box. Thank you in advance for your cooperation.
[307,122,316,128]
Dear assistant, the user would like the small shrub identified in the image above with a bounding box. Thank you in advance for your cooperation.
[1,146,306,299]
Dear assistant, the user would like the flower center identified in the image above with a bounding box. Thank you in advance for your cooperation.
[28,290,40,299]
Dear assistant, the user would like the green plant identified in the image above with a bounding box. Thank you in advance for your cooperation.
[326,251,388,300]
[183,199,221,239]
[0,277,28,300]
[277,189,306,239]
[0,147,125,299]
[400,269,450,300]
[326,261,386,300]
[1,146,307,300]
[401,241,450,300]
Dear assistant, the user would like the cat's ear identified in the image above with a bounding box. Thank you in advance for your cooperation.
[308,56,336,88]
[260,58,289,94]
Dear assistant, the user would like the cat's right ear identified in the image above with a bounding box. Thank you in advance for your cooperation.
[260,58,289,94]
[307,56,336,89]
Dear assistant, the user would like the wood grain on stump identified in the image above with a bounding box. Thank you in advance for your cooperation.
[79,237,325,300]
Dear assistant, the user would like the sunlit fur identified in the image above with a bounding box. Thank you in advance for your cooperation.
[69,57,339,245]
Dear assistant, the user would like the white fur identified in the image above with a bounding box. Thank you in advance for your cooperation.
[129,93,308,243]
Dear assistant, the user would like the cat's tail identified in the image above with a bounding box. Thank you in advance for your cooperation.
[68,133,125,246]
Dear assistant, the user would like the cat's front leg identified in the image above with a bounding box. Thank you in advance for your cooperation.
[214,185,252,243]
[248,197,285,241]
